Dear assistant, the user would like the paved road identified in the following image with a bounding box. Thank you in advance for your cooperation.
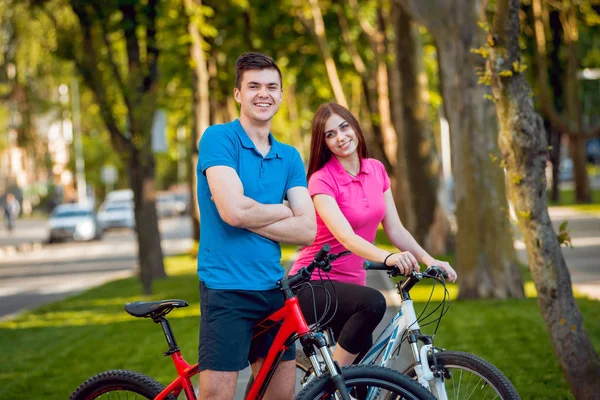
[0,216,193,320]
[514,207,600,299]
[0,218,48,250]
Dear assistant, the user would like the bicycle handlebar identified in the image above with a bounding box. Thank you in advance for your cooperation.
[362,260,388,271]
[313,243,331,263]
[363,261,448,287]
[284,244,332,289]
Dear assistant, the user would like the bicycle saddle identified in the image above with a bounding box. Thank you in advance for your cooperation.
[124,299,189,319]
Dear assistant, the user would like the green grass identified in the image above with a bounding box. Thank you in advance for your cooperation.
[548,188,600,215]
[1,246,599,399]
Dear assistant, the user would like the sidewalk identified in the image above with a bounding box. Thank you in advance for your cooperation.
[0,218,48,257]
[519,206,600,300]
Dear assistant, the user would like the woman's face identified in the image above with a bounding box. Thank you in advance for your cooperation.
[323,114,358,159]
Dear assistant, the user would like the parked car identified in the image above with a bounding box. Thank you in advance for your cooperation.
[97,201,135,231]
[156,193,179,218]
[173,192,191,215]
[105,189,134,203]
[47,203,103,243]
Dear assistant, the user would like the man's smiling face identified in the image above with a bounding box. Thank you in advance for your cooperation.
[234,68,283,123]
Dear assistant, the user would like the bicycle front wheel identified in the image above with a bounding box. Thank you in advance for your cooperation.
[69,369,176,400]
[296,364,435,400]
[407,351,520,400]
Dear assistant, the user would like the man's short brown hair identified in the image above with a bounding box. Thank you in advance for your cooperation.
[235,52,282,89]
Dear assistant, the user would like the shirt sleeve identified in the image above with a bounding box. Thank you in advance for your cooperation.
[199,126,237,174]
[374,159,391,192]
[285,149,308,195]
[308,170,337,199]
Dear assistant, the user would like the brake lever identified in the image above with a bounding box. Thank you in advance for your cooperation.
[326,251,351,262]
[334,251,351,260]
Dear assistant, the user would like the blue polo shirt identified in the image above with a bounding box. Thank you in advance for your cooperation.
[197,119,307,290]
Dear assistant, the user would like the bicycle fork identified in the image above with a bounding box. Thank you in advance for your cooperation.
[407,335,448,400]
[300,333,351,400]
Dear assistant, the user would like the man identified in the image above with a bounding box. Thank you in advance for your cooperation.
[196,52,316,400]
[4,193,20,232]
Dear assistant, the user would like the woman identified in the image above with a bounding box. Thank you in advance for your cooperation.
[290,102,457,366]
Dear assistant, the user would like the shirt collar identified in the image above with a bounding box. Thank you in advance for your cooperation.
[326,155,369,185]
[233,119,282,159]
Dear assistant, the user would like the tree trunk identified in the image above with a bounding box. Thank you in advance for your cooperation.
[286,83,305,157]
[488,0,600,396]
[547,9,563,204]
[189,73,201,243]
[388,63,416,231]
[562,4,590,203]
[185,0,211,243]
[305,0,348,108]
[130,149,165,295]
[374,7,397,166]
[400,0,524,299]
[391,3,442,248]
[335,0,392,173]
[531,0,590,203]
[547,123,562,203]
[68,0,166,294]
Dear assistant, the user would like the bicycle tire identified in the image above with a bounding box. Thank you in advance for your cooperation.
[69,369,177,400]
[296,364,435,400]
[405,351,520,400]
[296,348,313,373]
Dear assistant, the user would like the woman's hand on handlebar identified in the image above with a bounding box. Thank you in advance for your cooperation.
[385,251,420,276]
[424,258,457,282]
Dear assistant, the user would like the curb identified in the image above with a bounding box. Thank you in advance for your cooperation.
[0,241,44,257]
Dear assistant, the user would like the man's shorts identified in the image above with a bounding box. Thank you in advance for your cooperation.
[198,281,296,371]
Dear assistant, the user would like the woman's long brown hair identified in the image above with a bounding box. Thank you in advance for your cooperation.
[306,103,369,181]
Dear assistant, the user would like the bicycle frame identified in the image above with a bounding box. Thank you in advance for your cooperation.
[245,296,312,400]
[359,296,448,399]
[153,296,314,400]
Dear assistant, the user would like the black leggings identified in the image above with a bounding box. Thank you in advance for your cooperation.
[296,280,386,355]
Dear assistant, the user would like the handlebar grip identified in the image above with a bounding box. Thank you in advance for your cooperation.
[363,261,388,270]
[286,267,313,288]
[313,244,331,263]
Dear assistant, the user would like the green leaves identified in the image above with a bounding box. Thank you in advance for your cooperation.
[557,220,573,248]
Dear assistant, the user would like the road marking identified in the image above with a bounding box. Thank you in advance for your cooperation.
[514,237,600,249]
[0,287,21,296]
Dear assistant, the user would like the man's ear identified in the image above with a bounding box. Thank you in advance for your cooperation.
[233,87,241,104]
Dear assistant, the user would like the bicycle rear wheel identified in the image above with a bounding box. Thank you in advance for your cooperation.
[406,351,520,400]
[296,365,435,400]
[69,369,176,400]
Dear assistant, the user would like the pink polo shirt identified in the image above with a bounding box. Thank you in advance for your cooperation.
[290,156,390,286]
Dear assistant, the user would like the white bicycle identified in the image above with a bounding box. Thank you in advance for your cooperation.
[294,263,521,400]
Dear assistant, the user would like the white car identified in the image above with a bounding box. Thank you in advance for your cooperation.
[105,189,134,203]
[156,193,179,218]
[97,201,135,230]
[173,192,191,215]
[48,204,103,243]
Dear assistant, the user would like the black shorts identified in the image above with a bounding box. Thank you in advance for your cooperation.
[198,281,296,372]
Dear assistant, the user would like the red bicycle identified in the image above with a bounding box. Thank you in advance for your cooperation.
[69,245,434,400]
